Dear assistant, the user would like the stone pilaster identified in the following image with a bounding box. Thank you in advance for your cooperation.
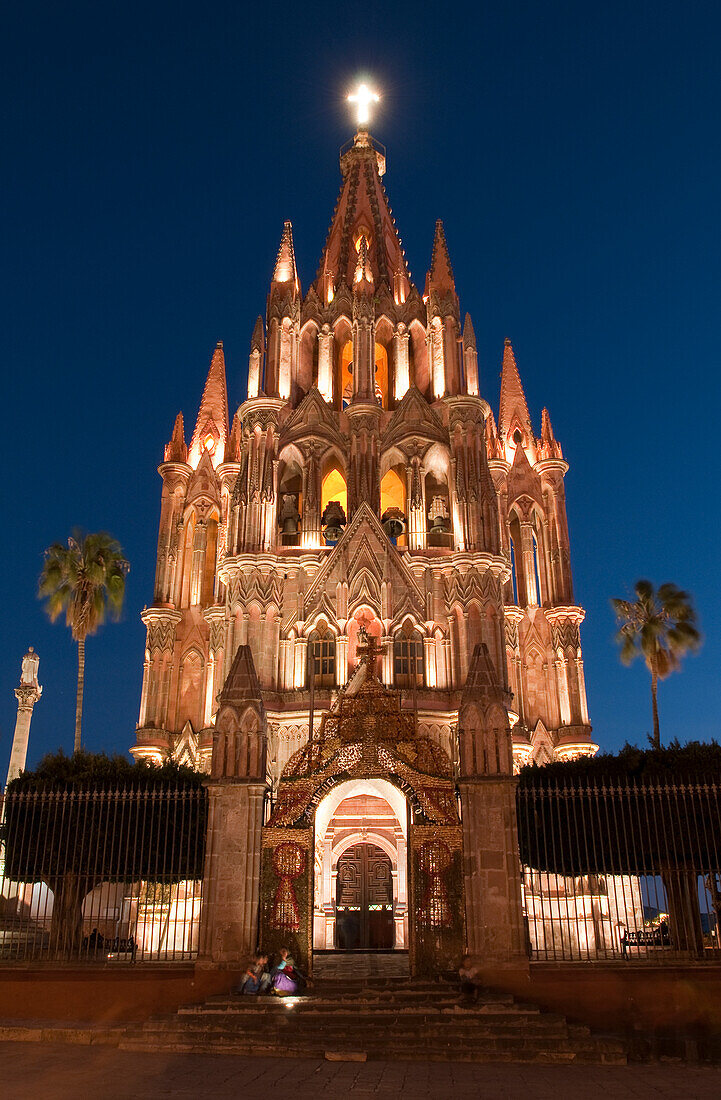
[198,780,266,963]
[457,643,527,971]
[200,645,268,965]
[459,776,527,963]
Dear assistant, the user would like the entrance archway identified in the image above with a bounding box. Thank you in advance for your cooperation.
[313,778,408,951]
[336,843,394,949]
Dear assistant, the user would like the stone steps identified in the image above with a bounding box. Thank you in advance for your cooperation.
[119,1037,626,1065]
[120,974,626,1064]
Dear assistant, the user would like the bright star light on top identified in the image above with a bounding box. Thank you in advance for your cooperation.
[348,83,380,127]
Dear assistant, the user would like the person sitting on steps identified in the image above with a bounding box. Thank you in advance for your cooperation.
[458,954,482,1004]
[271,947,307,995]
[236,951,271,995]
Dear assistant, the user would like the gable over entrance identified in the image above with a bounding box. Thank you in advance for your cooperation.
[260,630,463,972]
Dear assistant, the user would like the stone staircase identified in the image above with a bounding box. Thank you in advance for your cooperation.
[120,953,627,1064]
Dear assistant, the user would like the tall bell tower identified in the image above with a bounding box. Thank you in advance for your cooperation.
[132,96,597,779]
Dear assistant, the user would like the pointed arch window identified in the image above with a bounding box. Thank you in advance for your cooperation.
[509,536,519,604]
[308,627,336,688]
[393,624,424,688]
[189,520,207,605]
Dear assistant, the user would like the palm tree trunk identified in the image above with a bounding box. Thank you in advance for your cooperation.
[651,669,660,749]
[74,637,85,753]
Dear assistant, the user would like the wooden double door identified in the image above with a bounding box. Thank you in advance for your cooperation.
[335,843,395,950]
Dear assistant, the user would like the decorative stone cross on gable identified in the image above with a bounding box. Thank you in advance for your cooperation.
[356,625,380,669]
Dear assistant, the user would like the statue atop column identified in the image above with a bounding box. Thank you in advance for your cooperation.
[6,647,42,788]
[20,647,40,689]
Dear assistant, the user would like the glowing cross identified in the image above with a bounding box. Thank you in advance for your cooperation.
[348,83,380,127]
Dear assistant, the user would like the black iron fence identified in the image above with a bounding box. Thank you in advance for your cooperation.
[516,776,721,962]
[0,786,207,962]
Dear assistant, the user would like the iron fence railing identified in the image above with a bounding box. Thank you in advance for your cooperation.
[516,777,721,962]
[0,786,207,963]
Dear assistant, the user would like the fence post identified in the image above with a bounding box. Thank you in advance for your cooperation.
[197,645,267,965]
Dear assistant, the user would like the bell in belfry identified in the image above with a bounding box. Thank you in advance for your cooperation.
[279,493,300,535]
[382,507,406,540]
[322,500,346,542]
[428,495,450,533]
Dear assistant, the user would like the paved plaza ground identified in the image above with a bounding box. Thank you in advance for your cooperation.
[3,1041,721,1099]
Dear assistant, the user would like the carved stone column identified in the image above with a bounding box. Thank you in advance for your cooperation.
[407,455,426,551]
[429,316,445,399]
[393,322,410,400]
[381,635,393,686]
[317,323,334,403]
[7,653,42,787]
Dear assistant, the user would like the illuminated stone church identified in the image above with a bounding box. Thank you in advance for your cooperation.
[131,108,599,968]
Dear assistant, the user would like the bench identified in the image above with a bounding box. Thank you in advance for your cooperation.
[105,935,137,961]
[83,934,137,961]
[621,926,670,957]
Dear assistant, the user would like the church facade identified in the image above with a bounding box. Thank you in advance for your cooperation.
[131,125,598,969]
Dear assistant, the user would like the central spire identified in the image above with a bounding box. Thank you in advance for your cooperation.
[314,125,411,297]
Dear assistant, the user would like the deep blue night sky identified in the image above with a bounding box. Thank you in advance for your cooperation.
[2,0,719,770]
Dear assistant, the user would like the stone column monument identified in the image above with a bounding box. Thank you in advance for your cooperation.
[6,648,42,787]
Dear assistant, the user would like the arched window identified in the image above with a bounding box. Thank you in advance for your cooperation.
[531,531,542,607]
[509,537,519,604]
[278,459,303,547]
[308,627,335,688]
[508,513,524,605]
[393,624,423,688]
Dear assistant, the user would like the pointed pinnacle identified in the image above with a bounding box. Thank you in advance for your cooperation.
[165,412,187,463]
[190,343,229,456]
[541,407,555,442]
[499,339,533,440]
[428,219,455,291]
[463,312,476,350]
[171,411,185,443]
[227,409,242,461]
[273,220,299,288]
[251,315,265,353]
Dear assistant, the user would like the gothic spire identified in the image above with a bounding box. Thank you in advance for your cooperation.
[427,219,456,292]
[164,411,187,463]
[314,130,410,293]
[498,338,533,443]
[272,220,300,294]
[189,341,230,468]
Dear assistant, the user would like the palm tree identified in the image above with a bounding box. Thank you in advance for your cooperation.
[39,531,129,752]
[611,580,701,749]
